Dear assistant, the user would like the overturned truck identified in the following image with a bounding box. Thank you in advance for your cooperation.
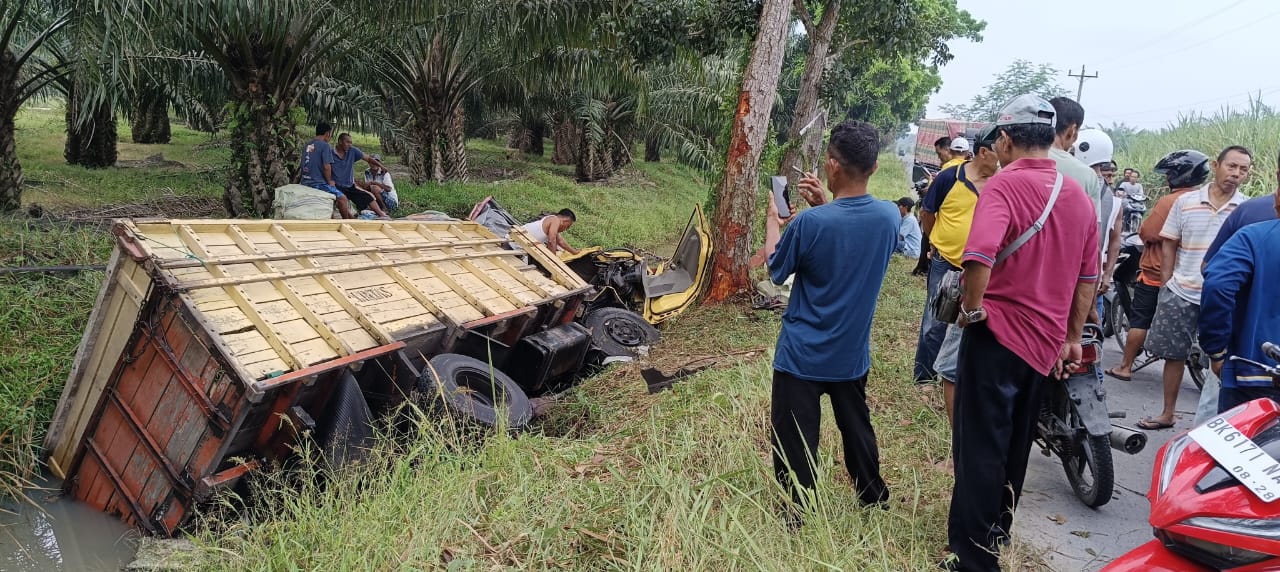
[43,218,654,536]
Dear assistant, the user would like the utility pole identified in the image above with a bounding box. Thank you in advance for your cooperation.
[1069,65,1099,103]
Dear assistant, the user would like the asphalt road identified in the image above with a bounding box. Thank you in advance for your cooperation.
[1015,343,1207,571]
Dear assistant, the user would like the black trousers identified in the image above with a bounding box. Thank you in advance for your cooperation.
[948,321,1048,572]
[771,370,889,506]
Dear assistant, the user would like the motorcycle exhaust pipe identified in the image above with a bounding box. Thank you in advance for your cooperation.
[1111,424,1148,455]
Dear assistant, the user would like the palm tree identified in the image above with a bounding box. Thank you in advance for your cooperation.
[0,0,71,212]
[112,0,374,216]
[372,1,606,184]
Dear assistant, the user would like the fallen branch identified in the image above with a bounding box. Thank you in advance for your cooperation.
[0,265,107,275]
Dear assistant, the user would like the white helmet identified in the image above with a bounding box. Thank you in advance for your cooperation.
[1073,129,1114,167]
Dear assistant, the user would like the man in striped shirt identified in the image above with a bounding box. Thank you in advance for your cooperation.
[1138,146,1253,430]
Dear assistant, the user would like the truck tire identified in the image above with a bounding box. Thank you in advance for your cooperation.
[319,371,375,470]
[418,353,532,429]
[584,308,659,358]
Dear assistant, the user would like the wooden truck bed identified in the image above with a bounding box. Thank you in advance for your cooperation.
[44,218,589,534]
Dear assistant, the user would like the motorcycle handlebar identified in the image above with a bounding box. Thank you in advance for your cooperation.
[1264,342,1280,363]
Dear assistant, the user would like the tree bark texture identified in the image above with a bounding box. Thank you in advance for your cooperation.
[551,117,578,165]
[779,0,840,184]
[0,111,21,213]
[0,49,22,212]
[408,102,468,184]
[644,133,661,162]
[705,0,792,302]
[130,86,172,144]
[224,96,295,217]
[64,89,118,169]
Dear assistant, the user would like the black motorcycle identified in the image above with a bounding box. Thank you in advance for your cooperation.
[1035,324,1146,508]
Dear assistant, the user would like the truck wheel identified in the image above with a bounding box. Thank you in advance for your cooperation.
[584,308,659,358]
[319,371,374,470]
[418,353,532,429]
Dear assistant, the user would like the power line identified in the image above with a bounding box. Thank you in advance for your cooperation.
[1108,9,1280,72]
[1091,0,1251,68]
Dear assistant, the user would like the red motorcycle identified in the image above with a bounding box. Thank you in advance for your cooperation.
[1104,343,1280,571]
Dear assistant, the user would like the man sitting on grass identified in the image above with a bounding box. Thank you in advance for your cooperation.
[762,120,899,522]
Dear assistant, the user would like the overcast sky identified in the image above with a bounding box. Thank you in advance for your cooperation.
[925,0,1279,130]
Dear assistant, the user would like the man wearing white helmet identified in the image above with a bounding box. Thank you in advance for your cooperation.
[949,137,973,162]
[1074,129,1124,309]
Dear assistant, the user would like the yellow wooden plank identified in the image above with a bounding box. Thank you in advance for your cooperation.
[337,328,379,351]
[269,224,397,344]
[334,224,465,326]
[225,225,356,361]
[176,224,305,371]
[246,358,291,381]
[383,225,504,317]
[202,307,255,333]
[221,330,273,356]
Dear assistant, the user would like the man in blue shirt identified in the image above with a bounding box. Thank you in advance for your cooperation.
[333,133,390,219]
[298,122,355,218]
[763,120,899,513]
[1201,217,1280,411]
[895,197,922,258]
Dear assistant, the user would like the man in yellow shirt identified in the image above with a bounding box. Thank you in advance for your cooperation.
[915,127,1000,420]
[943,137,971,170]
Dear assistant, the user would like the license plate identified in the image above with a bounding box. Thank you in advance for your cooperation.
[1190,416,1280,502]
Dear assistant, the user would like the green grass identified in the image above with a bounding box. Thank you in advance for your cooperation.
[3,108,1009,570]
[0,221,112,497]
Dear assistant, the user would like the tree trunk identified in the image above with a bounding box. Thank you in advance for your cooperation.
[552,118,577,165]
[130,85,171,144]
[644,134,661,162]
[779,0,841,185]
[408,102,468,184]
[224,96,295,217]
[525,121,545,156]
[64,89,118,169]
[704,0,792,303]
[0,110,21,213]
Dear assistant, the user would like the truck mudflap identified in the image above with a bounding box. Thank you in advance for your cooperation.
[1067,369,1112,437]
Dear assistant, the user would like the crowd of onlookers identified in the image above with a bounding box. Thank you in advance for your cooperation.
[761,92,1280,571]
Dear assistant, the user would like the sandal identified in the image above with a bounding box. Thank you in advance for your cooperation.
[1104,368,1132,382]
[1136,417,1175,430]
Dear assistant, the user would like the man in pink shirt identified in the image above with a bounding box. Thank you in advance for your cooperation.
[943,95,1100,572]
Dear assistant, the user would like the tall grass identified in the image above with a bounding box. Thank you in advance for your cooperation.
[0,221,112,499]
[1113,100,1280,198]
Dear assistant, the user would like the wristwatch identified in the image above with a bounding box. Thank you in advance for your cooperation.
[960,306,986,323]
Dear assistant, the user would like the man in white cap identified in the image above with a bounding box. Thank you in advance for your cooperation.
[944,94,1099,572]
[949,137,973,163]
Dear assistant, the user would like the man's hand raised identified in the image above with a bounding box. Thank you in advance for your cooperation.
[765,190,795,228]
[797,173,828,207]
